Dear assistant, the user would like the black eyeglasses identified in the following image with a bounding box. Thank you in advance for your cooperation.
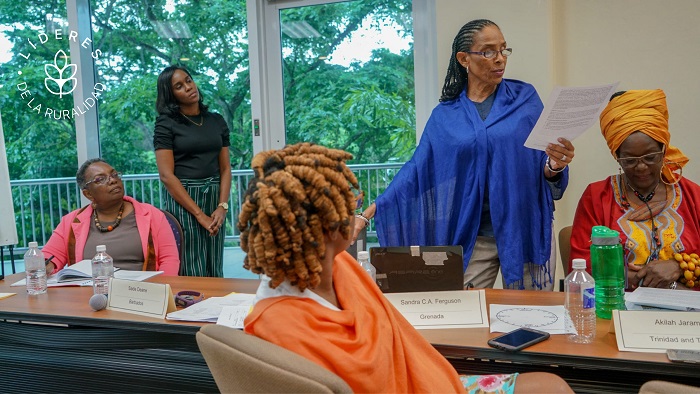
[466,48,513,59]
[84,172,122,188]
[616,151,664,169]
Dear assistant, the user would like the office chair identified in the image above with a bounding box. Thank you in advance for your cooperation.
[558,225,573,291]
[161,210,184,263]
[196,325,352,393]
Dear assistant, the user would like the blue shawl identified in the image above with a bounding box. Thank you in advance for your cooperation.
[375,79,569,287]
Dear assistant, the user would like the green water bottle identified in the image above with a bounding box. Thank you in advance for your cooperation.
[590,226,626,319]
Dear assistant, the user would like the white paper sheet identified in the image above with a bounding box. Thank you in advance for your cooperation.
[625,287,700,311]
[524,82,619,150]
[489,304,572,335]
[216,305,255,329]
[166,293,255,322]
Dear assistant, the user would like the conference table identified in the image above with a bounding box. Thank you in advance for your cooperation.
[0,274,693,393]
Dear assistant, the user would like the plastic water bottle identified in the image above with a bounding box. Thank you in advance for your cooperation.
[565,258,596,343]
[590,226,626,319]
[357,251,376,283]
[24,241,47,295]
[91,245,114,295]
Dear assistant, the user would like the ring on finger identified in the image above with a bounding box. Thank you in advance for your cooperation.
[562,155,567,161]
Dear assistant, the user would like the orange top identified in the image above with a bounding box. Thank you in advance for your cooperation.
[599,89,688,183]
[244,251,465,393]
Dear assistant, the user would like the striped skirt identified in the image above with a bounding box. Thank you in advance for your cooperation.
[164,176,224,277]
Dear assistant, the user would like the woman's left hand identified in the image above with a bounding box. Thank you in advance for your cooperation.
[208,207,227,236]
[637,259,683,288]
[545,137,575,173]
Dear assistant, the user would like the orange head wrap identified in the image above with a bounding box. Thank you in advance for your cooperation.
[599,89,688,183]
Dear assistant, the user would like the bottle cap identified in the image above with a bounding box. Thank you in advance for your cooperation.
[357,251,369,260]
[96,245,106,252]
[591,225,620,245]
[28,241,38,248]
[572,258,587,270]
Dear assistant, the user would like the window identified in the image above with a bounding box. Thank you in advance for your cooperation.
[89,0,253,172]
[252,0,435,165]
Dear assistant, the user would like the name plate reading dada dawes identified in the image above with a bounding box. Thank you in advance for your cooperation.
[383,290,488,329]
[613,310,700,353]
[107,278,176,319]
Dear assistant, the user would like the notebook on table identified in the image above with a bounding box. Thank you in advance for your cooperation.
[369,245,464,293]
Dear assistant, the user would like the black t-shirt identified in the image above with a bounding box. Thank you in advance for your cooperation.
[153,112,230,179]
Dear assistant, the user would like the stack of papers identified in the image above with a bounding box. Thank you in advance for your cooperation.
[11,259,163,287]
[625,287,700,311]
[166,293,255,329]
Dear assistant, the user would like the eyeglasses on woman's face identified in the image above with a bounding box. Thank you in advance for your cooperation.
[616,151,664,169]
[84,171,122,188]
[466,48,512,59]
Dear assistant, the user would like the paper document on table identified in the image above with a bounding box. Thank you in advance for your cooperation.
[625,287,700,311]
[166,293,255,322]
[10,268,162,287]
[524,82,619,150]
[216,305,255,329]
[490,304,572,335]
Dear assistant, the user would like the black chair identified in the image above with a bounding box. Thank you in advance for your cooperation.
[161,210,184,263]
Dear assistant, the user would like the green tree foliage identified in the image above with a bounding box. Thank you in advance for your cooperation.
[0,0,415,180]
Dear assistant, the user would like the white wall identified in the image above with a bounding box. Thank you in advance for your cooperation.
[433,0,700,285]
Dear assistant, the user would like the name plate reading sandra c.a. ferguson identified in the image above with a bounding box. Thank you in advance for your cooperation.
[383,289,488,330]
[613,310,700,353]
[107,278,176,319]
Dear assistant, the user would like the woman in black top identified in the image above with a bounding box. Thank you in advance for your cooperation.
[154,66,231,277]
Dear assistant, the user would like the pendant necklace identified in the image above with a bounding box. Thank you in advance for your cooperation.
[626,179,662,262]
[181,112,203,126]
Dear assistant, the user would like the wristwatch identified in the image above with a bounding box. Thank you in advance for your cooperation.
[217,202,229,210]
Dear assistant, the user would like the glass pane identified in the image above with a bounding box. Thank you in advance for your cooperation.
[280,0,415,164]
[0,4,77,179]
[89,0,252,173]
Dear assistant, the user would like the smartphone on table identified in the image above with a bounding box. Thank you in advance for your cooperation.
[487,327,550,352]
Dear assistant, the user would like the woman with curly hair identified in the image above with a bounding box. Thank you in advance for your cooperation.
[239,142,572,393]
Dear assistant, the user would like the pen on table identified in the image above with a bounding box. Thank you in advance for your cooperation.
[44,255,55,270]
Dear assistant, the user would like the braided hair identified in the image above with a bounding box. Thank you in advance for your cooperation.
[237,143,359,291]
[440,19,499,102]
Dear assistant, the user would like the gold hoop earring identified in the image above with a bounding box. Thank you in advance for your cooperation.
[661,161,682,185]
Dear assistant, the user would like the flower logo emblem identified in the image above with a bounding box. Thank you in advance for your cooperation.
[44,50,77,98]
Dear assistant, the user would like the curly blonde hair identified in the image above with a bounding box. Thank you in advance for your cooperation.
[237,143,359,290]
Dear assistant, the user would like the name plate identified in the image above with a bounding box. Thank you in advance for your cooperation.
[613,310,700,353]
[383,290,488,329]
[107,278,176,319]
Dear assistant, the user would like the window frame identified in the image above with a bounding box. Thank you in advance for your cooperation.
[248,0,437,154]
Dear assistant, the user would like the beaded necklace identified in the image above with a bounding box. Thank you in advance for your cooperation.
[624,179,662,262]
[94,202,124,232]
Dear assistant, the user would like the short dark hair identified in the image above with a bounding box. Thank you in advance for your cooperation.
[610,90,627,101]
[440,19,499,102]
[155,65,209,120]
[76,158,107,189]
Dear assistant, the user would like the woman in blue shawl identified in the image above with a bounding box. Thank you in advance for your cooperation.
[353,19,575,290]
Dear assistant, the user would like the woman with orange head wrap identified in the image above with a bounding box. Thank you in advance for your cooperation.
[571,90,700,290]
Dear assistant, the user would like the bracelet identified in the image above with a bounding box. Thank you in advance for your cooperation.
[355,213,370,228]
[546,157,565,174]
[675,252,700,288]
